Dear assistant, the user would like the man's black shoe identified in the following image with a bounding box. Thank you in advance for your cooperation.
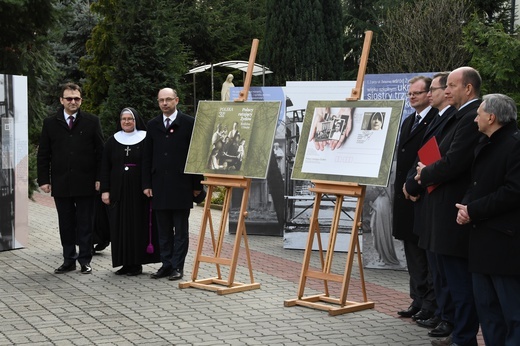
[115,266,131,275]
[168,269,183,281]
[151,267,173,279]
[412,309,434,321]
[94,241,109,252]
[80,264,92,274]
[54,263,76,274]
[428,321,453,338]
[417,315,441,328]
[397,305,421,318]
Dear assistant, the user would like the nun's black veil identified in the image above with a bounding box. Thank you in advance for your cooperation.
[116,107,147,132]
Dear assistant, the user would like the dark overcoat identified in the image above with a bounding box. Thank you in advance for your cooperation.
[392,108,438,241]
[37,107,104,197]
[418,100,483,257]
[463,122,520,276]
[404,106,457,238]
[142,111,203,210]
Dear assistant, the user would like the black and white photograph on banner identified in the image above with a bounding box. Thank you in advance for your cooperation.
[361,174,406,269]
[0,74,28,251]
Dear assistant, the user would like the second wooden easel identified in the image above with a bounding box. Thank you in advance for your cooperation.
[284,31,375,315]
[178,39,261,295]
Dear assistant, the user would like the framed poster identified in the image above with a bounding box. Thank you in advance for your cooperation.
[291,100,404,186]
[185,101,281,179]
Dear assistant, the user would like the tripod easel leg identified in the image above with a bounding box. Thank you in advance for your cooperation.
[180,176,260,295]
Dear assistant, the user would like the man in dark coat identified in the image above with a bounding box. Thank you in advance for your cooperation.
[37,82,104,274]
[393,76,437,321]
[405,72,457,338]
[142,88,203,281]
[415,67,482,346]
[455,93,520,346]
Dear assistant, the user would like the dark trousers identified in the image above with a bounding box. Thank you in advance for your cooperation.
[155,209,190,270]
[54,195,95,265]
[403,240,436,312]
[473,272,520,346]
[427,250,454,323]
[441,254,479,346]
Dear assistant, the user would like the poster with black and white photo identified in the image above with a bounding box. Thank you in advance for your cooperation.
[292,100,404,187]
[185,101,280,179]
[0,74,28,251]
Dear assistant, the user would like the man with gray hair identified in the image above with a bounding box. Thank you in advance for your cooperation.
[455,93,520,346]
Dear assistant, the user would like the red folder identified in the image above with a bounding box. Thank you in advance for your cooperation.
[418,136,441,193]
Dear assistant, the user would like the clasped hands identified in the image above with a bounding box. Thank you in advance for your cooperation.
[309,107,353,151]
[408,161,471,225]
[401,162,426,202]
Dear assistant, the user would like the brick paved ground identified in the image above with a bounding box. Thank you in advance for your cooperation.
[0,193,482,345]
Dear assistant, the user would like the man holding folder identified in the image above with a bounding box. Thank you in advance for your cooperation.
[414,67,482,346]
[404,72,457,340]
[393,76,437,322]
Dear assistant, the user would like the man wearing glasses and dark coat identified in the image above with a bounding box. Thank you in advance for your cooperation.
[142,88,203,281]
[37,82,104,275]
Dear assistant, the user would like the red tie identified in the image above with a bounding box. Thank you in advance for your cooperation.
[68,116,74,129]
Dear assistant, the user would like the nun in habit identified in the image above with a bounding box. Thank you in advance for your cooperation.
[100,107,160,275]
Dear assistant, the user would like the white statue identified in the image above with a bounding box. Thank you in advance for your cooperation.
[221,74,234,101]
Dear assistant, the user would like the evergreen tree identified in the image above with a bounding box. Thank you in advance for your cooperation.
[263,0,343,86]
[177,0,267,106]
[463,16,520,111]
[83,0,189,133]
[470,0,513,30]
[81,0,119,119]
[341,0,380,79]
[320,0,344,80]
[0,0,60,196]
[52,0,97,87]
[0,0,59,135]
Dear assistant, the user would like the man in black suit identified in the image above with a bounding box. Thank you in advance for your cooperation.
[456,94,520,346]
[37,82,104,274]
[415,67,482,346]
[405,72,456,338]
[393,76,438,321]
[142,88,203,281]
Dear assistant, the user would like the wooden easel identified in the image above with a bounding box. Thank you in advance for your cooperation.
[284,31,374,315]
[179,39,261,295]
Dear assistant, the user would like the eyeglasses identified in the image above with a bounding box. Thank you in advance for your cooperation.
[407,91,428,97]
[63,97,82,102]
[157,97,176,103]
[429,86,447,92]
[121,118,134,122]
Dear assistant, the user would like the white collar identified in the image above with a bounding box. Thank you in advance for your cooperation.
[438,105,451,116]
[64,110,77,121]
[459,98,479,111]
[163,110,178,123]
[416,105,432,120]
[114,130,146,145]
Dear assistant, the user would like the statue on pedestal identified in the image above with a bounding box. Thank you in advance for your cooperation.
[221,74,234,101]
